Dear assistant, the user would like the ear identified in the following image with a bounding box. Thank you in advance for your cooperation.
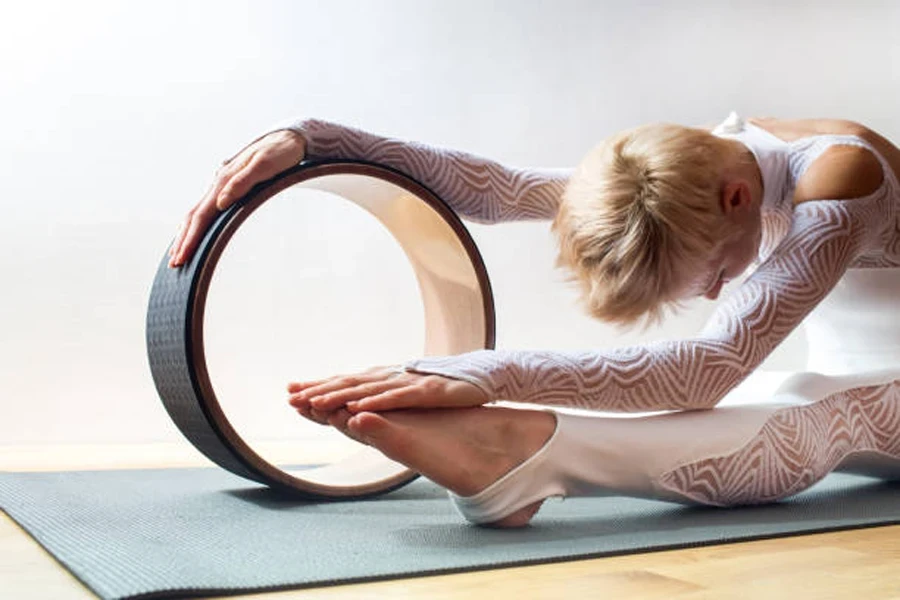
[719,179,752,216]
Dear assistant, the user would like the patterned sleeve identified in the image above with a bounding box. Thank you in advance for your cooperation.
[403,199,877,411]
[275,118,569,224]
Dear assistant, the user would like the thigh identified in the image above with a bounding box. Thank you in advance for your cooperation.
[655,377,900,506]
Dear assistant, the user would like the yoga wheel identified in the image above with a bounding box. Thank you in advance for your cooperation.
[146,159,495,499]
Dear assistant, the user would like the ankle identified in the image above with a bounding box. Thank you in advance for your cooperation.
[502,409,556,465]
[521,409,557,449]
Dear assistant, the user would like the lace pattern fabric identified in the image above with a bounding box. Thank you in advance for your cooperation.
[658,379,900,506]
[268,116,899,415]
[286,118,569,224]
[400,119,900,413]
[404,193,893,411]
[263,115,900,518]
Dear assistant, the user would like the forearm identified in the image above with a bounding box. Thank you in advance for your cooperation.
[283,118,570,224]
[403,341,750,412]
[404,200,867,412]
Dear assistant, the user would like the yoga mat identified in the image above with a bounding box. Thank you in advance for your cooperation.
[2,467,898,600]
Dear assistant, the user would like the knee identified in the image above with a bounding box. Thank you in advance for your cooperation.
[658,462,827,507]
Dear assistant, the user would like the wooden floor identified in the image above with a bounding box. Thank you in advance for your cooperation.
[2,444,899,599]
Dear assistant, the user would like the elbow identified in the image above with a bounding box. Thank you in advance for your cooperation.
[681,363,750,411]
[677,393,723,412]
[693,393,726,411]
[709,365,754,409]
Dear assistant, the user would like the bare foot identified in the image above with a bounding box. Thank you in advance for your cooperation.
[330,406,556,527]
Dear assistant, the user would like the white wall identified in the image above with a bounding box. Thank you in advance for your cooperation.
[1,0,898,445]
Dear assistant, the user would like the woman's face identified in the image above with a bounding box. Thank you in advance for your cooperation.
[695,165,764,301]
[699,216,762,301]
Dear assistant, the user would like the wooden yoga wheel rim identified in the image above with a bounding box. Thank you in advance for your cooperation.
[145,159,496,499]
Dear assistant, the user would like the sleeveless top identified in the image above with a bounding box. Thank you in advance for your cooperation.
[713,112,900,375]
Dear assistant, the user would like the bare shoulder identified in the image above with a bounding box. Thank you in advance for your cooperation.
[793,144,884,205]
[749,117,871,140]
[748,117,896,205]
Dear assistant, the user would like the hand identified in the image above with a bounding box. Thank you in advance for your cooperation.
[286,366,489,424]
[168,129,307,268]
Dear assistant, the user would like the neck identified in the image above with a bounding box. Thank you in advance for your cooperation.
[724,142,765,210]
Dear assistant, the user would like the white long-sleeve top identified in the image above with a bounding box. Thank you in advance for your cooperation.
[280,116,900,412]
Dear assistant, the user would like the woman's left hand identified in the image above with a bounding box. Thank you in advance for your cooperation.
[287,366,488,423]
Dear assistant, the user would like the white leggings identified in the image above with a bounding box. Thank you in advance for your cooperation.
[451,371,900,524]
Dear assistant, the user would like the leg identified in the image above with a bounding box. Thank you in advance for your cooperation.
[318,376,900,526]
[660,379,900,505]
[339,406,558,527]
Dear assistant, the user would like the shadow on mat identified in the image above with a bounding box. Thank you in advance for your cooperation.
[391,479,900,549]
[223,478,446,509]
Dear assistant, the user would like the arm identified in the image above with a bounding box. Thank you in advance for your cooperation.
[276,118,569,224]
[401,200,871,412]
[171,119,569,267]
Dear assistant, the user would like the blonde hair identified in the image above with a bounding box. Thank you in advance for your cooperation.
[552,123,750,326]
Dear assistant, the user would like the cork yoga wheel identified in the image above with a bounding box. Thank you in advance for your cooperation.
[146,159,495,499]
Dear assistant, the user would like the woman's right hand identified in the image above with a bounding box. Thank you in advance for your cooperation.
[168,129,307,268]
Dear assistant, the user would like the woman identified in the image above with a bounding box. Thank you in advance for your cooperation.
[170,113,900,527]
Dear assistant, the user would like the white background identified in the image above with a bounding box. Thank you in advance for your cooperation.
[1,0,898,445]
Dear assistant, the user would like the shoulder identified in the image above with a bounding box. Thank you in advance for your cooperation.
[750,117,870,140]
[748,117,897,205]
[793,143,884,205]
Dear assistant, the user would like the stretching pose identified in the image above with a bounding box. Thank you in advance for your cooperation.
[171,113,900,527]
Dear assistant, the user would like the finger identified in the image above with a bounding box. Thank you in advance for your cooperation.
[287,379,329,394]
[288,379,343,407]
[168,220,187,263]
[296,371,395,403]
[169,199,203,261]
[169,151,254,267]
[169,206,213,267]
[346,387,427,413]
[212,146,256,205]
[329,409,368,444]
[169,219,182,255]
[215,129,304,208]
[327,408,353,433]
[169,215,196,267]
[216,150,284,210]
[309,379,407,412]
[172,205,218,266]
[169,180,224,266]
[287,393,310,410]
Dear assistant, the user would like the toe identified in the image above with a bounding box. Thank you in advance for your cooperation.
[327,408,353,433]
[294,406,323,426]
[347,412,393,443]
[347,412,418,460]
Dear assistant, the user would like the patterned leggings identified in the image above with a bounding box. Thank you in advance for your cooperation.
[452,374,900,523]
[660,378,900,506]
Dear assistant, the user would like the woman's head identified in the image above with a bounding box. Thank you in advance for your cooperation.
[553,122,761,326]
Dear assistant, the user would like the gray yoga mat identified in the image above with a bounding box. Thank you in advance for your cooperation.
[2,468,898,600]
